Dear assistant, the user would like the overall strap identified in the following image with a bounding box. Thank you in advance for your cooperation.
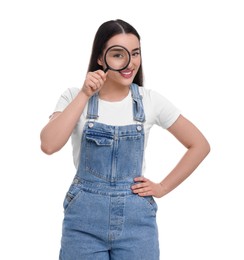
[130,83,146,123]
[86,92,99,120]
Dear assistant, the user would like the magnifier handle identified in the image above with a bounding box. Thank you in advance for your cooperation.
[104,67,109,73]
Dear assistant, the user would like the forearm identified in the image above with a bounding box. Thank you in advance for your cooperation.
[40,70,107,155]
[132,116,210,198]
[40,91,89,154]
[132,141,210,198]
[159,141,210,197]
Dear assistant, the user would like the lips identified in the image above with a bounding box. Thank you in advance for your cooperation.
[119,69,133,78]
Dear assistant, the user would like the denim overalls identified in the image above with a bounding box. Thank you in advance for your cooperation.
[59,84,159,260]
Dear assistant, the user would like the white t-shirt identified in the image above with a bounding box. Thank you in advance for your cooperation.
[54,87,181,172]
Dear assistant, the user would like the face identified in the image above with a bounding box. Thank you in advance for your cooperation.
[98,33,141,87]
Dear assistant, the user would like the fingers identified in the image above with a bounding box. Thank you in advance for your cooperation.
[131,177,164,198]
[95,69,107,80]
[134,176,148,183]
[82,70,107,97]
[131,177,152,196]
[132,177,164,198]
[86,70,106,90]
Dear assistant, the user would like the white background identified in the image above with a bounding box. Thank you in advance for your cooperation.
[0,0,243,259]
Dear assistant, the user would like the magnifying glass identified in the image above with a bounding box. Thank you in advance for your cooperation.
[103,45,131,72]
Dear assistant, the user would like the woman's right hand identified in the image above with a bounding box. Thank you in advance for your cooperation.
[81,70,107,98]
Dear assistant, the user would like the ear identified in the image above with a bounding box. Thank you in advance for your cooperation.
[97,56,103,66]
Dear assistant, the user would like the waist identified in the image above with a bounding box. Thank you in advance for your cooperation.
[79,178,135,196]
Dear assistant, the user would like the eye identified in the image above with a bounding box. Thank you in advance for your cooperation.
[132,51,140,57]
[113,53,124,58]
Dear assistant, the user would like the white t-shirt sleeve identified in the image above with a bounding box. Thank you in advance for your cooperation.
[142,88,181,129]
[53,88,80,112]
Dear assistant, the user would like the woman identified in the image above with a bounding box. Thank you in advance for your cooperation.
[40,19,210,260]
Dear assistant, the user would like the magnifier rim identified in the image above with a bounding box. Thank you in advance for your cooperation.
[104,45,131,72]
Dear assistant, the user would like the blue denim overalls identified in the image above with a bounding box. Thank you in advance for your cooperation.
[59,84,159,260]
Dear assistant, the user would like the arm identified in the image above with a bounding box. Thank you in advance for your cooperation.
[40,70,107,155]
[131,115,210,198]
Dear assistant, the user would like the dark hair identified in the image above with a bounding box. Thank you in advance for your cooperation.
[87,19,143,86]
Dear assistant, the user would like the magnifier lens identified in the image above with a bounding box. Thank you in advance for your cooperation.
[104,46,130,71]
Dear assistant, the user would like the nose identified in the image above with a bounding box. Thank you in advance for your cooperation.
[126,58,134,70]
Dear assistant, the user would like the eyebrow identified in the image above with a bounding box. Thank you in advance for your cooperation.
[132,47,140,52]
[109,47,140,52]
[105,46,141,54]
[109,47,126,52]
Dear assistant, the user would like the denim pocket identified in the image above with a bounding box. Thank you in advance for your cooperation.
[86,135,113,146]
[63,178,83,213]
[140,196,158,216]
[85,135,113,180]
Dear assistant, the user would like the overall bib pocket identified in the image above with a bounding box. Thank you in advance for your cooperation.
[85,132,143,181]
[85,134,113,180]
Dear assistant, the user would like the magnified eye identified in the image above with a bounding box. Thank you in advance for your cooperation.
[113,53,124,58]
[104,45,131,72]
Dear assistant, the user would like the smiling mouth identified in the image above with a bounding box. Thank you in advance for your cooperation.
[120,70,133,78]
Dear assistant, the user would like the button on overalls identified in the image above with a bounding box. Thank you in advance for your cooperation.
[59,84,159,260]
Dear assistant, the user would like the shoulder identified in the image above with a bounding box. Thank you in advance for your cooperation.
[54,87,80,112]
[138,86,181,128]
[60,87,80,101]
[139,87,170,105]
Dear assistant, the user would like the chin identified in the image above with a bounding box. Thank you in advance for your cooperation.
[120,77,135,86]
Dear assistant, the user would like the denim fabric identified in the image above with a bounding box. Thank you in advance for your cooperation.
[59,84,159,260]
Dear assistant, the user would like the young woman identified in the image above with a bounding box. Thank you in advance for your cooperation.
[40,19,210,260]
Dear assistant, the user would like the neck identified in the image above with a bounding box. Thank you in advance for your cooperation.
[99,83,130,102]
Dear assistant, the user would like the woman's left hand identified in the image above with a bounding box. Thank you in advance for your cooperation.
[131,177,164,198]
